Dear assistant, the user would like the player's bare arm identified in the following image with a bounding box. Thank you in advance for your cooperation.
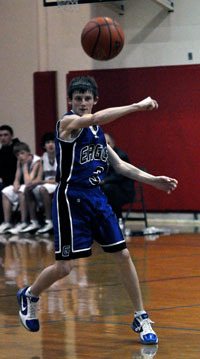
[13,160,21,192]
[107,145,178,194]
[59,96,158,138]
[92,97,158,124]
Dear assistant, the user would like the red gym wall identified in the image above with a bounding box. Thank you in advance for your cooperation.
[34,71,58,155]
[34,65,200,212]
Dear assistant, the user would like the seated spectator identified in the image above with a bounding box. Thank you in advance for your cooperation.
[20,132,57,234]
[0,142,42,234]
[0,125,20,223]
[101,133,135,222]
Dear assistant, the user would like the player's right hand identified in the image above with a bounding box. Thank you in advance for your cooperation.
[137,96,158,111]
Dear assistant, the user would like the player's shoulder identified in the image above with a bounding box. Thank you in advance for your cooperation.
[63,110,73,116]
[58,110,75,122]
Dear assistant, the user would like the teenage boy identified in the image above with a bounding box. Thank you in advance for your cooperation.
[0,142,42,234]
[17,76,177,344]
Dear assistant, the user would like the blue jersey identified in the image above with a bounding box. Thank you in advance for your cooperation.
[55,112,108,188]
[53,111,126,260]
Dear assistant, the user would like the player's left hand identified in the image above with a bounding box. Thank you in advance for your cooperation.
[152,176,178,193]
[137,96,158,111]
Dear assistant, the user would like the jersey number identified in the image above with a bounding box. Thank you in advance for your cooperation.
[89,166,104,186]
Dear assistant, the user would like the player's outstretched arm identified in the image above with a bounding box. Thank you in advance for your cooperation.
[92,96,158,125]
[108,145,178,194]
[60,96,158,136]
[148,175,178,194]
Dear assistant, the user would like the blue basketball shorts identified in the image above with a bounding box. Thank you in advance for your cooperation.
[52,184,127,260]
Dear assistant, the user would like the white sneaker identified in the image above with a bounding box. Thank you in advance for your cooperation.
[131,312,158,344]
[19,220,40,233]
[8,222,28,235]
[0,222,12,234]
[17,286,40,332]
[36,220,53,234]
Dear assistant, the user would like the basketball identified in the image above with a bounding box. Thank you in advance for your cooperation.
[81,17,125,61]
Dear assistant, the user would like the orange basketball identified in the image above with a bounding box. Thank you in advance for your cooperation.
[81,17,125,61]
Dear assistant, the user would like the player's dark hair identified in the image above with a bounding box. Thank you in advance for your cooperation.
[67,76,98,99]
[13,142,31,155]
[41,132,55,148]
[0,125,14,136]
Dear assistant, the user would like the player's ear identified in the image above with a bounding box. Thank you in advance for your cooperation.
[67,97,72,105]
[94,96,99,105]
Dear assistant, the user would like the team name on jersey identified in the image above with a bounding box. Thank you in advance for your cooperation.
[80,144,108,164]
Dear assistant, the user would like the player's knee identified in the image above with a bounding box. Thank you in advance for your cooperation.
[114,248,131,262]
[54,261,74,278]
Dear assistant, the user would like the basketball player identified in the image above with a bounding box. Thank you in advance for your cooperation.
[17,76,178,344]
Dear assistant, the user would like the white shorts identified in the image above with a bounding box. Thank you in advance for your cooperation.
[2,183,57,209]
[33,183,57,197]
[2,185,26,209]
[32,183,57,207]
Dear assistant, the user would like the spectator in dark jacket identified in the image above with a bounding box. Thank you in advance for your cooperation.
[0,125,20,223]
[102,133,135,220]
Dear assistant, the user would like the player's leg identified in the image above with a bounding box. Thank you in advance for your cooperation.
[0,187,16,233]
[18,191,28,223]
[2,193,12,223]
[36,185,54,234]
[39,186,52,220]
[112,248,144,310]
[96,192,158,345]
[30,260,75,296]
[19,186,40,233]
[17,260,75,332]
[112,248,158,344]
[17,185,92,332]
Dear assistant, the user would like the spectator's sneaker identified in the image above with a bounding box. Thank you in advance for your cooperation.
[131,313,158,344]
[17,287,39,332]
[36,220,53,234]
[19,220,40,233]
[0,222,12,234]
[8,222,28,235]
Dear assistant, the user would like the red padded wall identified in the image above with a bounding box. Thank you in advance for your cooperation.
[67,65,200,212]
[34,71,57,155]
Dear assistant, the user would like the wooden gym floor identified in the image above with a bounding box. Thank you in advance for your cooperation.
[0,220,200,359]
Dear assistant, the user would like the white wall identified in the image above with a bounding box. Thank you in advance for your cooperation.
[0,0,199,151]
[0,0,38,151]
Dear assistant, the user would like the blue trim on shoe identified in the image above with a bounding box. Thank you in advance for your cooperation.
[131,313,158,345]
[17,287,40,332]
[140,333,158,345]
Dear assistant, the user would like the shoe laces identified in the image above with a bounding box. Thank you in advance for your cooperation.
[141,318,155,335]
[27,297,38,319]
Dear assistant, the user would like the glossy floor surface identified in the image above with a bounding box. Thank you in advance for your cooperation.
[0,226,200,358]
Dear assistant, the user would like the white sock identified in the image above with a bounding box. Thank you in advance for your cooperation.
[31,220,39,225]
[134,310,147,318]
[26,286,38,298]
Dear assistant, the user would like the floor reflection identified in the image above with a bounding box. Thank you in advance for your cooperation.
[1,230,200,358]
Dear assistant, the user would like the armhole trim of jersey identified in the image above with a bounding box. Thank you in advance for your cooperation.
[56,120,83,143]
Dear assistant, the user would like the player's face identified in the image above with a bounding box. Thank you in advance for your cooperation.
[0,130,13,146]
[44,140,55,153]
[16,150,30,163]
[70,91,98,116]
